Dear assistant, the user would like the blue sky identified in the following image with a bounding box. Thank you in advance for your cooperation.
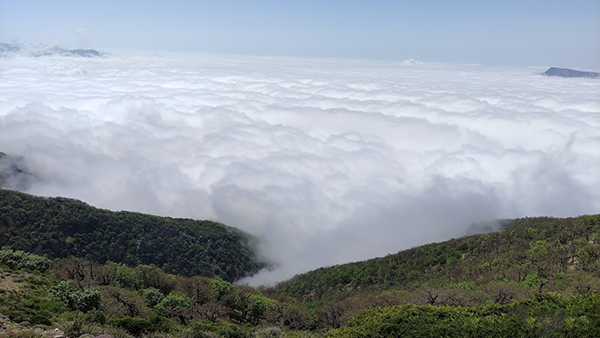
[1,0,599,68]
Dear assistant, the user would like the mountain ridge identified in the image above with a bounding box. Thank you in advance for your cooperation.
[0,188,265,281]
[543,67,599,78]
[274,214,600,301]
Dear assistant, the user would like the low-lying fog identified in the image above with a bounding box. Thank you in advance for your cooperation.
[1,51,599,285]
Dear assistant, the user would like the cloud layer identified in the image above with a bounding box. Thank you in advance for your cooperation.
[1,52,599,285]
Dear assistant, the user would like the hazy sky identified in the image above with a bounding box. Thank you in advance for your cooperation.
[1,0,599,68]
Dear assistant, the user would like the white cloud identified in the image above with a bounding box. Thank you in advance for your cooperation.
[1,52,599,285]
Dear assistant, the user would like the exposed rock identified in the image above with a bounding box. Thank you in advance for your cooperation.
[94,334,114,338]
[47,328,64,338]
[543,67,599,78]
[79,334,94,338]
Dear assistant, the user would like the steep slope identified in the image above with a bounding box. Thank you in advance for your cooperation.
[0,189,265,281]
[276,215,600,300]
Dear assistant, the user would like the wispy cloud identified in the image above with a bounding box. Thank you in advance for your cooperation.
[1,52,598,285]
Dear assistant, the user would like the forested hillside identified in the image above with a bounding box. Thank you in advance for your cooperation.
[276,215,600,300]
[2,205,600,336]
[0,189,264,281]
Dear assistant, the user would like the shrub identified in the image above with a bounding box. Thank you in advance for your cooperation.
[113,317,151,336]
[49,281,101,312]
[211,276,233,300]
[156,292,192,312]
[140,288,165,308]
[0,248,53,272]
[107,262,138,289]
[247,294,277,324]
[86,309,106,325]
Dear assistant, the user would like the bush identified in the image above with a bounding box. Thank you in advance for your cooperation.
[0,248,53,272]
[49,281,74,305]
[49,281,101,312]
[107,262,138,289]
[141,288,165,308]
[72,288,102,312]
[329,304,538,338]
[113,317,152,336]
[211,277,234,300]
[247,294,276,324]
[30,314,52,326]
[86,310,106,325]
[156,292,192,312]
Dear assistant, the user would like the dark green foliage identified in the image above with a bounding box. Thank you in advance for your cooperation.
[85,309,106,324]
[140,288,165,307]
[0,189,265,281]
[113,317,152,336]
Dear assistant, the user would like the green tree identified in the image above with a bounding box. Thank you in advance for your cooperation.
[157,291,192,323]
[107,261,137,288]
[247,294,276,324]
[211,276,233,300]
[140,287,164,307]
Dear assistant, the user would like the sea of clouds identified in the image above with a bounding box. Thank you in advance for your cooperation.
[1,50,599,285]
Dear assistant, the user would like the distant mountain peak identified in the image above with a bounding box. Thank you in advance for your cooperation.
[543,67,599,78]
[0,42,104,58]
